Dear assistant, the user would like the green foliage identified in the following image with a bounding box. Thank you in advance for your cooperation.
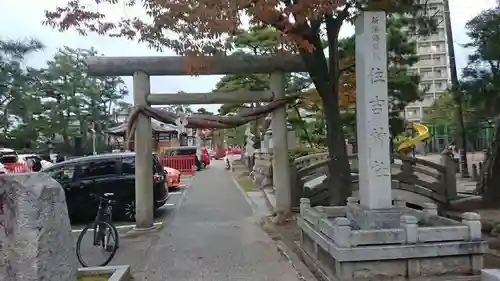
[0,40,130,153]
[228,27,281,55]
[344,17,423,137]
[461,5,500,197]
[461,6,500,120]
[425,4,500,136]
[196,107,213,115]
[424,92,455,125]
[215,16,423,148]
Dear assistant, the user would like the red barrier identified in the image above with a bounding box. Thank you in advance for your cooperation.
[160,155,196,175]
[226,148,242,155]
[4,163,31,173]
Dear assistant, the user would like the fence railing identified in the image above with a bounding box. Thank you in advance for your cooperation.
[159,155,197,175]
[251,152,458,210]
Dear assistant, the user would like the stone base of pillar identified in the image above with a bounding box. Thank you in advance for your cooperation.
[123,223,163,238]
[272,212,290,225]
[271,211,292,225]
[298,197,487,281]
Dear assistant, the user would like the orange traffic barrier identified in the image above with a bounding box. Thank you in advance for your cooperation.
[160,155,196,176]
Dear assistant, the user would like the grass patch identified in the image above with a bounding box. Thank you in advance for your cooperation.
[77,274,111,281]
[236,175,259,192]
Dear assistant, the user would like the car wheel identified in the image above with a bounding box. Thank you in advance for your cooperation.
[123,200,136,221]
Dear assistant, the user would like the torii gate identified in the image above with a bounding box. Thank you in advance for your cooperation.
[86,55,306,229]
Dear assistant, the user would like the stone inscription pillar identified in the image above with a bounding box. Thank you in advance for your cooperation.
[355,11,392,209]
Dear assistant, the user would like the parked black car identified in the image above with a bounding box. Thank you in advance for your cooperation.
[41,152,169,222]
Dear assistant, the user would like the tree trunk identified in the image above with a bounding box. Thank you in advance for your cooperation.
[479,116,500,206]
[322,93,352,206]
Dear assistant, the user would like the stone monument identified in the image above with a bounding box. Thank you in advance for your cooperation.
[263,126,273,153]
[297,11,486,281]
[0,173,77,281]
[175,112,188,146]
[194,128,203,162]
[244,125,255,169]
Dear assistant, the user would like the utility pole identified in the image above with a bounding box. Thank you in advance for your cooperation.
[443,0,469,177]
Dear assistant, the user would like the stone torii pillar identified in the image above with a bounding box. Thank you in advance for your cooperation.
[133,71,154,229]
[270,73,291,222]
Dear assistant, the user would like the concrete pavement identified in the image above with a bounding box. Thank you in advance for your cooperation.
[71,175,195,232]
[78,160,302,280]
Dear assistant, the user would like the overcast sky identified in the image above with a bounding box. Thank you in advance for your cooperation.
[0,0,497,113]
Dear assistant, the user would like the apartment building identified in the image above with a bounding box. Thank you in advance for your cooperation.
[404,0,451,122]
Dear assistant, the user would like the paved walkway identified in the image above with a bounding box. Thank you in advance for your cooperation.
[105,160,301,281]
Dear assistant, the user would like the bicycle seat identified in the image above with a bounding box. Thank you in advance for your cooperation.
[103,193,114,197]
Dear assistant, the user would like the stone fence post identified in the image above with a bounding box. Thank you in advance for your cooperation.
[400,215,418,244]
[440,154,457,200]
[0,174,77,281]
[462,212,482,241]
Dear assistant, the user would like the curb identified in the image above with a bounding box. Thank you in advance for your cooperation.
[231,175,259,214]
[262,216,319,281]
[276,240,319,281]
[261,188,277,215]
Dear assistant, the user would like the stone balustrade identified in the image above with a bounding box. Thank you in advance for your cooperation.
[0,173,77,281]
[294,152,328,170]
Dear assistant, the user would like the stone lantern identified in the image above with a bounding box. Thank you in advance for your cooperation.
[263,122,296,153]
[286,122,297,149]
[264,127,273,153]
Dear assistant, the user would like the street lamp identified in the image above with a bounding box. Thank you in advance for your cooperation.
[262,122,296,152]
[90,126,97,155]
[287,122,297,149]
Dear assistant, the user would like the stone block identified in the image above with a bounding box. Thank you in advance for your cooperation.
[299,203,487,281]
[0,173,77,281]
[346,203,411,229]
[462,212,482,240]
[400,215,418,243]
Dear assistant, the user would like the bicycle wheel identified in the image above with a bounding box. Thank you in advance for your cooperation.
[76,221,119,267]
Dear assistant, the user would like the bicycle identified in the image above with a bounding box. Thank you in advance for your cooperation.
[76,192,120,267]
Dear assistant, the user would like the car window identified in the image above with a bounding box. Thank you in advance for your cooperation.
[121,157,135,175]
[0,151,17,158]
[79,160,117,179]
[45,165,75,182]
[120,156,164,175]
